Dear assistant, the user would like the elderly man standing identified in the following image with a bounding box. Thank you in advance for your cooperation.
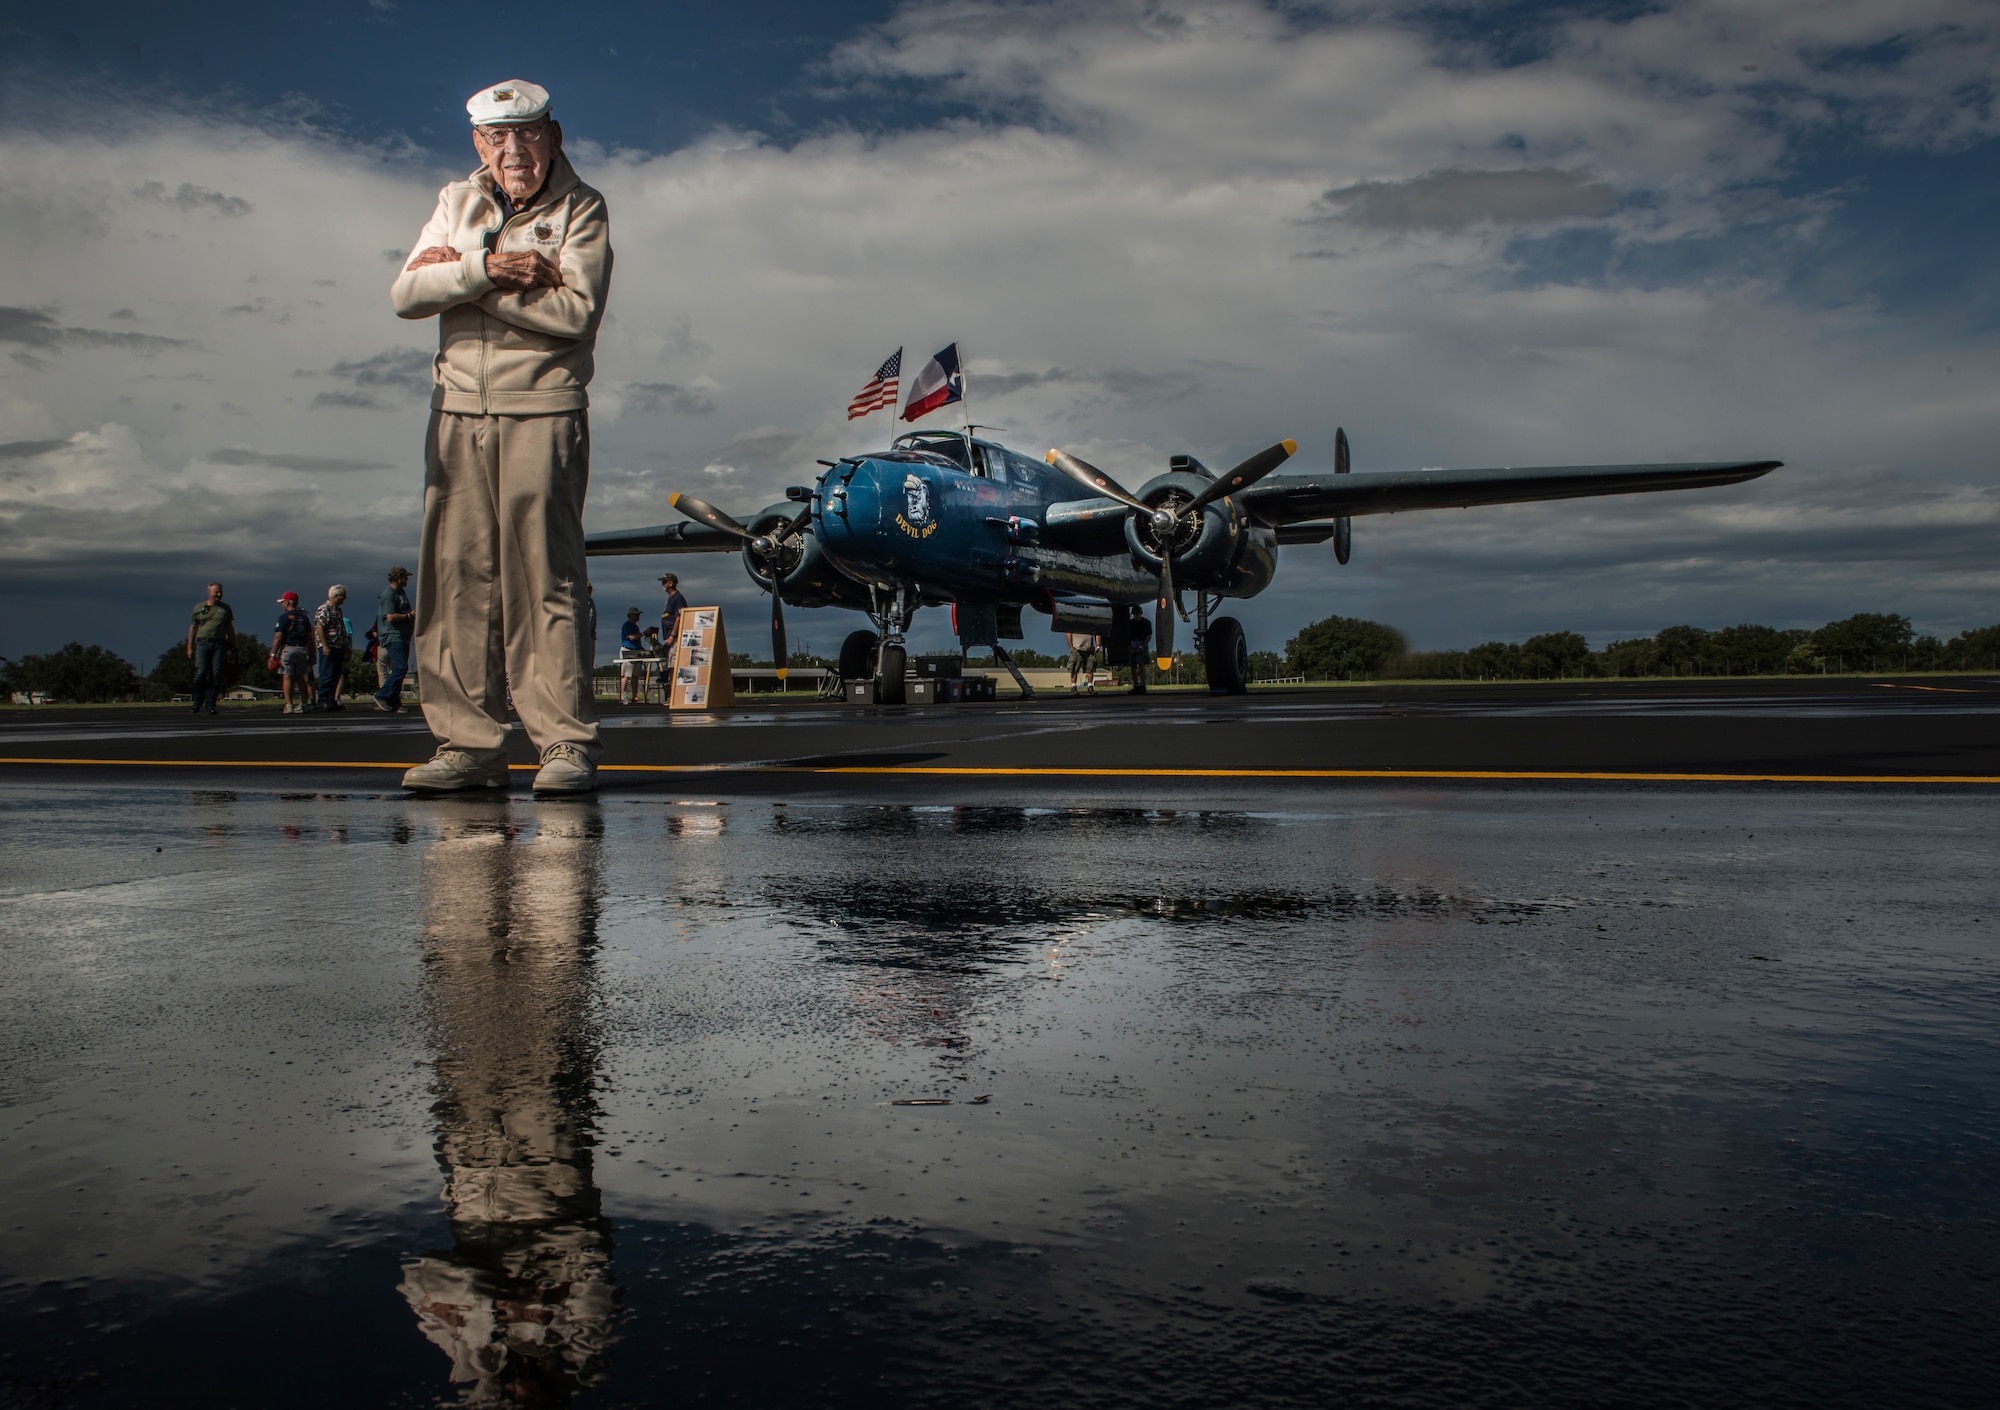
[390,79,610,794]
[313,584,352,711]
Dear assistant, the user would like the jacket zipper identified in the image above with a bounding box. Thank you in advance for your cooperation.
[477,214,500,413]
[473,180,565,412]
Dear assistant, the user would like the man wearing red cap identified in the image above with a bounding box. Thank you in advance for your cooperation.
[270,592,315,715]
[390,78,611,793]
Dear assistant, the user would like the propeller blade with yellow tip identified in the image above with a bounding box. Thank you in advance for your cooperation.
[1045,448,1149,513]
[667,491,753,540]
[1184,439,1296,515]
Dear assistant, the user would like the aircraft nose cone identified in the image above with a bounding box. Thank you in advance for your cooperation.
[815,457,924,582]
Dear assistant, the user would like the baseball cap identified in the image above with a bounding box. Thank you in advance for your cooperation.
[278,591,298,603]
[467,80,551,126]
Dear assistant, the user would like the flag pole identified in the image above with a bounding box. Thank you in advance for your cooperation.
[962,349,972,464]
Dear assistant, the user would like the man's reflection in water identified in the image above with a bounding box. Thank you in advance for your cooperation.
[399,803,617,1406]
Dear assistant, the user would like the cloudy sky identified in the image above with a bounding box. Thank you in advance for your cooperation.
[2,0,1996,668]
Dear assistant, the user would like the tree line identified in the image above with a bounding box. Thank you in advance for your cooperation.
[2,634,381,704]
[8,610,2000,702]
[1281,613,2000,682]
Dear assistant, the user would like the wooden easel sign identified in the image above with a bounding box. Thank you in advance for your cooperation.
[669,607,735,709]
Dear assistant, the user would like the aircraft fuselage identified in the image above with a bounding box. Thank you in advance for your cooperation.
[807,434,1279,611]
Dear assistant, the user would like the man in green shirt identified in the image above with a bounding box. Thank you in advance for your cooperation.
[184,582,235,715]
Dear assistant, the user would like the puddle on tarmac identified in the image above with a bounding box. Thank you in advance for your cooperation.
[0,785,1995,1407]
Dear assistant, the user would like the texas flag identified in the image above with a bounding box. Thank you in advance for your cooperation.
[901,343,963,422]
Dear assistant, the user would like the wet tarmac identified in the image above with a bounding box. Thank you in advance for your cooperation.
[2,773,1996,1407]
[3,676,1999,786]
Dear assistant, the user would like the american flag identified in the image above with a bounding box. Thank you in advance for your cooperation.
[846,347,902,420]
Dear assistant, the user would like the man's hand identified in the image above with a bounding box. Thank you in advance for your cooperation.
[484,250,564,291]
[406,245,461,271]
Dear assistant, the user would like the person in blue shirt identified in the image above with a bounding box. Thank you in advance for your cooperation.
[374,567,415,713]
[617,607,644,705]
[659,573,688,647]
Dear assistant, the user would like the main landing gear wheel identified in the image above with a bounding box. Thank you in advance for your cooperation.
[877,642,907,705]
[838,630,879,685]
[1205,616,1249,695]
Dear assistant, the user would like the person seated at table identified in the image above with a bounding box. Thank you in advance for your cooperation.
[617,607,644,705]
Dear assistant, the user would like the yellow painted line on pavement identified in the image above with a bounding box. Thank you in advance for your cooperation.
[786,765,2000,784]
[1,756,1996,784]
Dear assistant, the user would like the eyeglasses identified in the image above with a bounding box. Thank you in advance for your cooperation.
[474,120,552,147]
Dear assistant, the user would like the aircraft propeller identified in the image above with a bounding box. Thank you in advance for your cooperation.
[667,491,812,682]
[1045,440,1297,670]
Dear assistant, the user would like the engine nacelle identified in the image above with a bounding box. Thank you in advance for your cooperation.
[742,503,873,611]
[1121,471,1277,598]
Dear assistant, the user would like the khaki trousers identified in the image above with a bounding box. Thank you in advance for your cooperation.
[417,410,601,760]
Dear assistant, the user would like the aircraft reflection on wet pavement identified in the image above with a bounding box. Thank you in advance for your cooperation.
[1,786,1996,1408]
[399,805,617,1404]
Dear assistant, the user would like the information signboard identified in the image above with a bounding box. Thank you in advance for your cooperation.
[668,607,734,710]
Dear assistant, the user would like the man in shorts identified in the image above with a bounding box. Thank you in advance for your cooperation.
[1066,630,1099,695]
[271,592,315,714]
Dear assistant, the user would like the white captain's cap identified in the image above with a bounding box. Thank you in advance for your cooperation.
[466,79,550,126]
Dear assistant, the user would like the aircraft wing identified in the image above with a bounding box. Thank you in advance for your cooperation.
[584,522,743,556]
[1240,460,1780,527]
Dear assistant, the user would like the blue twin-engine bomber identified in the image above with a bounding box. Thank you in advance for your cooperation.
[587,425,1779,703]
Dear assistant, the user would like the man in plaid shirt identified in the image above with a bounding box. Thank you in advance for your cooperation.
[314,585,353,711]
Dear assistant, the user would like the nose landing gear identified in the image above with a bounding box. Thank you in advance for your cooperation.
[850,584,913,705]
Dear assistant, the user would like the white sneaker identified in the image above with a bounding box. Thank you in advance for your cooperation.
[401,748,509,792]
[533,741,597,794]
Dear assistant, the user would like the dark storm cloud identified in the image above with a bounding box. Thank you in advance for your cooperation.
[326,348,431,389]
[1319,169,1620,232]
[0,306,191,353]
[303,347,433,409]
[207,448,392,472]
[973,367,1202,406]
[310,389,389,410]
[625,381,716,415]
[134,181,254,217]
[705,426,806,475]
[0,439,68,459]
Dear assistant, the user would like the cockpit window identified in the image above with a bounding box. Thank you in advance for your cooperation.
[874,448,963,469]
[1001,448,1047,487]
[890,431,972,470]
